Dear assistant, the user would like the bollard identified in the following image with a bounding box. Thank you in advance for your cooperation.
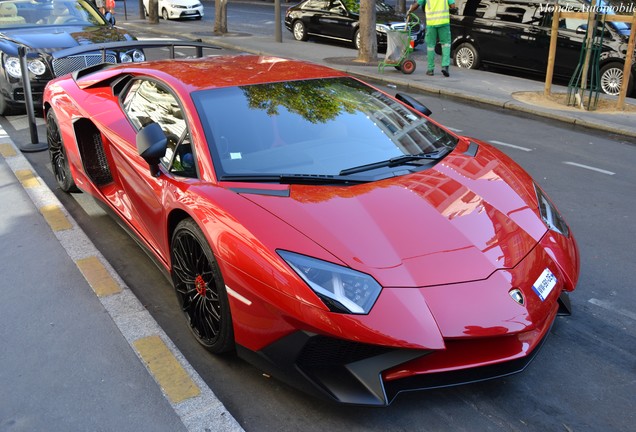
[17,46,47,153]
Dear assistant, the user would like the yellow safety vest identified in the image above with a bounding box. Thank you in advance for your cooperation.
[425,0,450,26]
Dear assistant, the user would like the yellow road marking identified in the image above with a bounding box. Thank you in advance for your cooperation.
[76,256,122,297]
[0,143,17,158]
[40,204,72,232]
[133,335,201,404]
[15,169,40,188]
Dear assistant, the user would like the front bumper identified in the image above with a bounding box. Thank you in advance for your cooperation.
[237,295,566,405]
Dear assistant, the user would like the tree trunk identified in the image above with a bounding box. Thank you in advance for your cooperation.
[357,0,377,63]
[138,0,145,19]
[214,0,228,34]
[148,0,158,23]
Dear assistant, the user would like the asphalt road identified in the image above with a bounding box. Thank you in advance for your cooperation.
[3,77,635,430]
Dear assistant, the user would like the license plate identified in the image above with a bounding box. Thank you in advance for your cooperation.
[532,268,557,301]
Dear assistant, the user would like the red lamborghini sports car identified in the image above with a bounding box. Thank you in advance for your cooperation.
[43,44,579,406]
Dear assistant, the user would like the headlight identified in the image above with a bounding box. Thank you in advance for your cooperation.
[119,50,145,63]
[534,183,570,237]
[131,49,145,62]
[376,24,390,33]
[278,250,382,314]
[27,59,46,75]
[3,56,46,78]
[4,57,22,78]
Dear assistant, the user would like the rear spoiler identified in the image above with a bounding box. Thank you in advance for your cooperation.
[56,40,222,89]
[52,39,221,60]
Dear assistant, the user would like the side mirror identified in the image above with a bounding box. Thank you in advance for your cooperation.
[137,122,167,177]
[395,93,432,116]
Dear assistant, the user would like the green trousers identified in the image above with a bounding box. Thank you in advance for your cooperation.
[425,24,451,71]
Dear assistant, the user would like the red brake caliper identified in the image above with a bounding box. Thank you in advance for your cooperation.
[194,275,206,296]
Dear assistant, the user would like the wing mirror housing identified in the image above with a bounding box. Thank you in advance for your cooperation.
[395,93,433,116]
[137,122,167,177]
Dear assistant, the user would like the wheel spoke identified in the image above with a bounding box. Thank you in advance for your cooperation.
[172,228,223,345]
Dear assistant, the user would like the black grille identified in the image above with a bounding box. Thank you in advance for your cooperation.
[296,336,391,368]
[76,120,113,187]
[52,54,117,77]
[87,134,113,186]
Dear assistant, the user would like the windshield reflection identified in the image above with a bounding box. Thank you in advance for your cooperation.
[193,77,458,180]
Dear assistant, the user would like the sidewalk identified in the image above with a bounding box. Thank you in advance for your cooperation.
[0,137,244,430]
[117,13,636,138]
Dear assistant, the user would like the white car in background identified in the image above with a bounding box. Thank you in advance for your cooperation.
[142,0,203,20]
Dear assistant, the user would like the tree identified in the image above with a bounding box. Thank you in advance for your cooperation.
[214,0,228,34]
[357,0,378,63]
[396,0,407,14]
[138,0,144,19]
[148,0,158,23]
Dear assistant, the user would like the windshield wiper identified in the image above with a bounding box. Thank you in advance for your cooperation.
[220,174,368,185]
[339,148,451,176]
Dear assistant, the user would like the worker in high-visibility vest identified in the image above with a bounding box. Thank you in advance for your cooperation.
[407,0,457,77]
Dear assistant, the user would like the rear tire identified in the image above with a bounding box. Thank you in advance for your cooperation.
[354,30,361,50]
[454,42,480,69]
[46,109,79,193]
[599,61,633,96]
[292,20,308,41]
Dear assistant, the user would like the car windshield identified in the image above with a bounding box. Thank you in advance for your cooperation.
[193,77,458,182]
[0,0,107,28]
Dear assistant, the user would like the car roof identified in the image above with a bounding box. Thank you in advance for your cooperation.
[109,55,350,91]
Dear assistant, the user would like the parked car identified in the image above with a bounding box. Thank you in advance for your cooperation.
[0,0,144,115]
[450,0,635,96]
[142,0,203,21]
[43,45,579,405]
[285,0,425,50]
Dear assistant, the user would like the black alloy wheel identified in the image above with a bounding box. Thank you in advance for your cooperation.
[46,110,78,193]
[171,218,234,354]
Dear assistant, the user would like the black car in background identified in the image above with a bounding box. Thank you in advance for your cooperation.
[450,0,635,95]
[0,0,144,115]
[285,0,425,50]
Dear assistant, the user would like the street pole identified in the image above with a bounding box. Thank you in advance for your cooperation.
[17,46,47,153]
[275,0,282,42]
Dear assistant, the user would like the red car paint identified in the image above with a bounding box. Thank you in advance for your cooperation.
[43,53,579,405]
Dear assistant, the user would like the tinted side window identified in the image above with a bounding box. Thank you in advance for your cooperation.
[459,0,498,18]
[122,79,197,178]
[302,0,329,10]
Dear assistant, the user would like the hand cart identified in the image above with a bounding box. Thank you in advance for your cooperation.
[378,13,419,75]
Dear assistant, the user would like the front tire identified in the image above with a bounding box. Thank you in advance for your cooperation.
[46,109,78,193]
[292,20,308,41]
[454,42,480,69]
[161,8,169,20]
[171,218,234,354]
[599,62,633,96]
